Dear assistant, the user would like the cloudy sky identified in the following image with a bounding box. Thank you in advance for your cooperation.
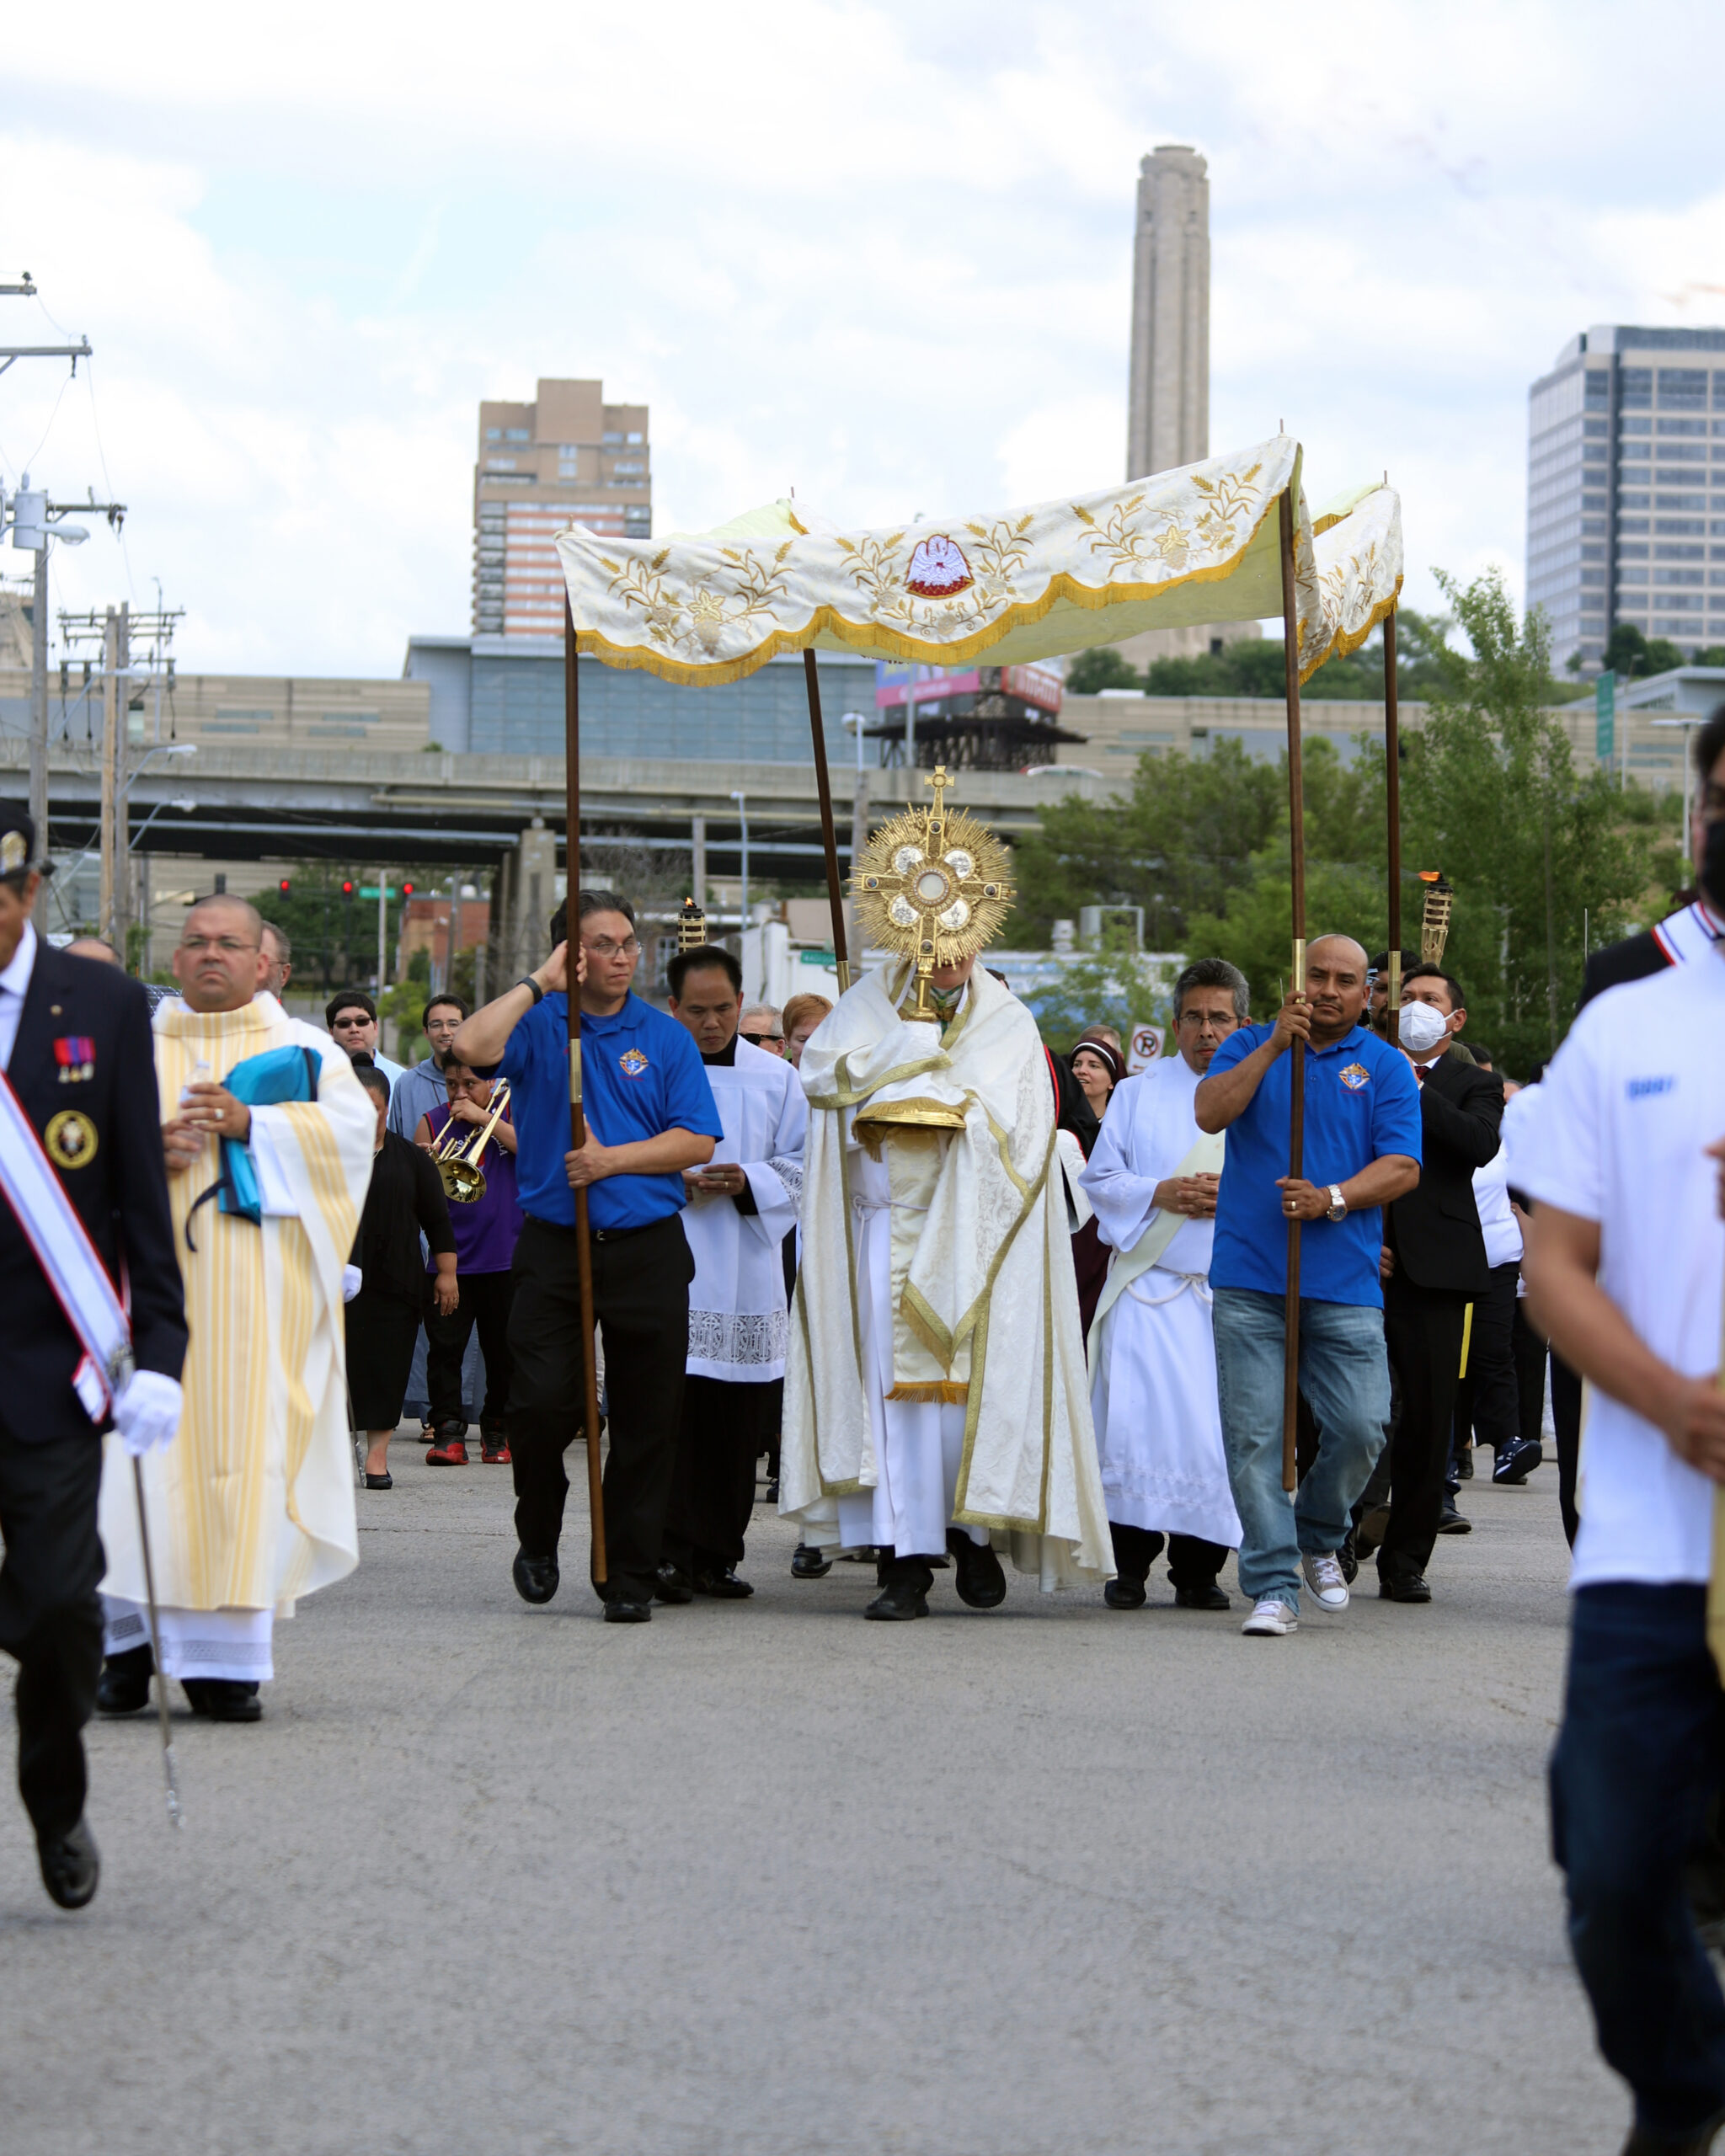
[1,0,1717,676]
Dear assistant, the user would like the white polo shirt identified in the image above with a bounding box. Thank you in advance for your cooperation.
[1512,954,1725,1589]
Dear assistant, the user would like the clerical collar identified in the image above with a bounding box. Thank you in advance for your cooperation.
[702,1036,739,1067]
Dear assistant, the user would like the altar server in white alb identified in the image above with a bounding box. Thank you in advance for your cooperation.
[1081,958,1246,1612]
[660,944,805,1600]
[781,779,1112,1620]
[96,894,374,1724]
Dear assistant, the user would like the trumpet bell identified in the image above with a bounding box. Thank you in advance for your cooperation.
[440,1159,486,1204]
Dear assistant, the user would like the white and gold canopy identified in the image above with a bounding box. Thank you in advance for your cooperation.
[554,436,1402,688]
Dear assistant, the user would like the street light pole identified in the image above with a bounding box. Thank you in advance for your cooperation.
[730,788,749,927]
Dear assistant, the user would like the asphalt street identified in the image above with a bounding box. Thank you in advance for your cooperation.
[3,1440,1618,2156]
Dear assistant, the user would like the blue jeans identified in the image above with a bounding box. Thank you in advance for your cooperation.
[1551,1584,1725,2137]
[1210,1288,1390,1610]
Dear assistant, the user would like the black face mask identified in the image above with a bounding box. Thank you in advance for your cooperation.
[1703,816,1725,914]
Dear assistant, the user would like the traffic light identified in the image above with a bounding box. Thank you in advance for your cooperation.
[402,881,414,898]
[340,880,354,898]
[278,878,291,896]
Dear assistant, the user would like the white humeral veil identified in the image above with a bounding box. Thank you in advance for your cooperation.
[100,995,374,1679]
[682,1038,806,1382]
[781,960,1112,1587]
[1079,1057,1242,1548]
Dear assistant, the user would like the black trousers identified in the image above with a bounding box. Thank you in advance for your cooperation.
[1455,1261,1520,1455]
[665,1375,780,1573]
[508,1214,693,1603]
[0,1423,104,1838]
[1379,1275,1468,1584]
[1552,1349,1583,1549]
[1109,1519,1229,1590]
[427,1269,516,1435]
[1512,1299,1550,1460]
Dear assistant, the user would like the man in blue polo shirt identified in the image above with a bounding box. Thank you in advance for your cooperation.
[1195,933,1421,1636]
[453,889,721,1623]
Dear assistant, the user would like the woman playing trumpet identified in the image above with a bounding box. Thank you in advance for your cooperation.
[413,1061,524,1465]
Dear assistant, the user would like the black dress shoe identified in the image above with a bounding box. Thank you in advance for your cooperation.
[1172,1582,1231,1611]
[864,1559,932,1620]
[602,1596,652,1624]
[363,1471,393,1490]
[97,1643,154,1716]
[948,1530,1007,1609]
[1338,1529,1359,1586]
[1455,1445,1474,1480]
[1438,1503,1472,1534]
[1493,1437,1543,1486]
[1104,1577,1147,1609]
[37,1817,99,1910]
[1379,1572,1433,1604]
[654,1562,695,1604]
[762,1477,780,1505]
[792,1544,832,1579]
[181,1678,262,1722]
[692,1566,754,1599]
[512,1549,560,1605]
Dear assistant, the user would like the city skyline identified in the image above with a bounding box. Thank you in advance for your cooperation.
[5,1,1725,676]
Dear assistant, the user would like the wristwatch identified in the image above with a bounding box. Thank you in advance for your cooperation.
[1325,1184,1347,1223]
[516,975,545,1006]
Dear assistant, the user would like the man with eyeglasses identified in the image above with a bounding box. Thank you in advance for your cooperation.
[739,1003,784,1055]
[454,890,722,1624]
[387,994,470,1139]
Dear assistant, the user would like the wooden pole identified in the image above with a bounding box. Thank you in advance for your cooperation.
[802,649,852,993]
[1384,607,1402,1049]
[563,599,607,1585]
[1278,491,1306,1496]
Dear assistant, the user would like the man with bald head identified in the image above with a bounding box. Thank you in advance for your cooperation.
[96,891,373,1722]
[1195,934,1422,1636]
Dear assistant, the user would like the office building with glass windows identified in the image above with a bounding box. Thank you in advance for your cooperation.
[472,379,650,639]
[1527,327,1725,675]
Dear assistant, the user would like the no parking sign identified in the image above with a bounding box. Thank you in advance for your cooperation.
[1127,1024,1163,1074]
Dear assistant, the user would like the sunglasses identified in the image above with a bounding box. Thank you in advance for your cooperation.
[740,1030,782,1046]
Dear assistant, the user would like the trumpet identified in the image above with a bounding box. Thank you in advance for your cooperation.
[433,1080,510,1203]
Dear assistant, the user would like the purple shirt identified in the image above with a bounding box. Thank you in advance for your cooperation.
[422,1102,524,1273]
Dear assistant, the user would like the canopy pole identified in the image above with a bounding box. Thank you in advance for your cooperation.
[1383,608,1402,1049]
[1278,491,1306,1497]
[802,650,852,993]
[563,600,607,1586]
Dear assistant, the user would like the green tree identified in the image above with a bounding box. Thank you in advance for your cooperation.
[1064,645,1142,694]
[1601,622,1685,679]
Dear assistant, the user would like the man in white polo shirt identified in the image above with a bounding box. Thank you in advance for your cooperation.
[1519,820,1725,2156]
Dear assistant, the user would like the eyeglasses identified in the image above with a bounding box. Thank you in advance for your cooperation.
[179,935,259,956]
[583,937,641,960]
[740,1031,783,1046]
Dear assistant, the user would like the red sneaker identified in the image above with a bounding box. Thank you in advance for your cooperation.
[481,1438,512,1464]
[425,1438,469,1465]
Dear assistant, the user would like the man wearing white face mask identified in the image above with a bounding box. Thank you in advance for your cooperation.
[1370,965,1504,1602]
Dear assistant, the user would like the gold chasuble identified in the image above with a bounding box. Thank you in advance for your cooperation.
[99,996,374,1617]
[781,960,1112,1588]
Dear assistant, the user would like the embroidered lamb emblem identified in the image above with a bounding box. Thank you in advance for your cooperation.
[905,535,973,598]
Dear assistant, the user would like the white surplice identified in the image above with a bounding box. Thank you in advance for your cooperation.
[1078,1056,1242,1548]
[682,1038,806,1382]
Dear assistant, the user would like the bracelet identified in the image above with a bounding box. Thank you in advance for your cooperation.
[516,975,544,1006]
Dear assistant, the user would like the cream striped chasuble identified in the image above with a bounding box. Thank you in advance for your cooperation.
[99,996,374,1618]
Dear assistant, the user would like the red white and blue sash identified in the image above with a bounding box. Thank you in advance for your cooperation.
[0,1073,132,1420]
[1650,901,1725,969]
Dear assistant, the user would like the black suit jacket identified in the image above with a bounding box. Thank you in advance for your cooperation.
[1386,1052,1503,1296]
[1578,929,1670,1011]
[0,937,187,1441]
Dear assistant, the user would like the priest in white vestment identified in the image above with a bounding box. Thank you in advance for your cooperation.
[782,952,1112,1620]
[661,947,805,1598]
[96,894,373,1722]
[1080,959,1248,1611]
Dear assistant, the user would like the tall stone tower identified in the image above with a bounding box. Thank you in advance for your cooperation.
[1126,146,1210,480]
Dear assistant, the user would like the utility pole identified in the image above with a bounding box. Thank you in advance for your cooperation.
[98,606,130,949]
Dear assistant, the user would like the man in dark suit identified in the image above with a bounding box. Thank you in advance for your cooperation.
[0,806,186,1907]
[1581,706,1725,1007]
[1375,963,1504,1603]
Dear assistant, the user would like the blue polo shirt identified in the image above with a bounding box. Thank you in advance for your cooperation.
[493,991,722,1232]
[1208,1021,1421,1307]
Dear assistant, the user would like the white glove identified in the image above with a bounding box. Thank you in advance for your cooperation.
[114,1369,184,1458]
[343,1263,363,1304]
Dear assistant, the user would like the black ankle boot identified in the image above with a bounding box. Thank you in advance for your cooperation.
[96,1644,154,1716]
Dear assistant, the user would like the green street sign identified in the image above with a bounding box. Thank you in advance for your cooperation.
[1595,670,1616,763]
[357,885,398,899]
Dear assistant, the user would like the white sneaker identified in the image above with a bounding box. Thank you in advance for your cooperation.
[1301,1551,1350,1611]
[1242,1598,1298,1636]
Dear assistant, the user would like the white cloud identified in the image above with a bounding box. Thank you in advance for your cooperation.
[3,0,1724,673]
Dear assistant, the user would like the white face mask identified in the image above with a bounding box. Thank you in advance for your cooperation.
[1397,1001,1450,1056]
